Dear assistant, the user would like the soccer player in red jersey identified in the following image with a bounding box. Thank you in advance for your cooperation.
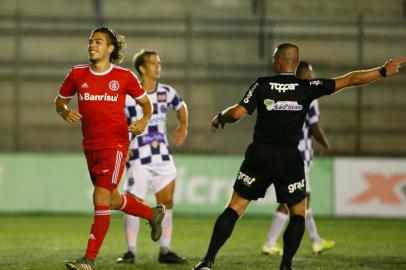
[55,27,166,270]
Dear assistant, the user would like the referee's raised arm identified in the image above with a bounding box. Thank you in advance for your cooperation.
[333,57,406,93]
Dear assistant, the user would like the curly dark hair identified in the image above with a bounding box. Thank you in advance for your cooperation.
[91,27,127,64]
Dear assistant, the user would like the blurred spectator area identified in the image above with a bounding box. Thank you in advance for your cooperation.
[0,0,405,155]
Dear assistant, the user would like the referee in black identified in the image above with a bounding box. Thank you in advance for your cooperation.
[192,43,405,270]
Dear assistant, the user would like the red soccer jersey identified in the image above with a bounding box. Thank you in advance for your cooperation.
[59,64,146,151]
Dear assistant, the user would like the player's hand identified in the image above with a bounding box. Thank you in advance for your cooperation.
[60,109,82,124]
[320,145,332,156]
[129,118,148,135]
[384,57,406,77]
[171,126,187,147]
[126,146,132,160]
[211,115,223,133]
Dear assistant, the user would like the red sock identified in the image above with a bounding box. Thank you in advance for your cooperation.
[119,193,153,220]
[85,205,110,260]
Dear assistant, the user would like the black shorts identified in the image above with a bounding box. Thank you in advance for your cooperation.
[233,142,306,206]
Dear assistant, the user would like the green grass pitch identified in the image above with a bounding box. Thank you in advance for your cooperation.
[0,215,405,270]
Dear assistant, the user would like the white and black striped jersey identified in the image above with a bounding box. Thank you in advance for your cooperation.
[298,99,320,169]
[125,83,184,165]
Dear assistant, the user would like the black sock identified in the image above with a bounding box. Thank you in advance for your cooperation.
[204,207,239,262]
[280,215,305,269]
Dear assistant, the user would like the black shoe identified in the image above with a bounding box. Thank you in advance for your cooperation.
[279,264,292,270]
[149,205,166,241]
[192,259,213,270]
[158,250,187,264]
[116,251,135,264]
[65,257,95,270]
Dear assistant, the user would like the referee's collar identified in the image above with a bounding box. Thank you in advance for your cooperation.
[277,72,295,75]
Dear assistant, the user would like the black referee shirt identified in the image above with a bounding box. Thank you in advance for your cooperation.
[239,73,335,148]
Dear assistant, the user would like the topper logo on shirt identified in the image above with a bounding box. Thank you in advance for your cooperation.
[109,80,120,91]
[269,82,299,93]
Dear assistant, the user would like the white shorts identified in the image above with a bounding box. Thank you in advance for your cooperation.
[123,161,177,200]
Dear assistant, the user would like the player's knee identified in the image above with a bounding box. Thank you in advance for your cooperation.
[109,199,122,209]
[287,199,306,217]
[158,197,173,209]
[277,203,289,213]
[93,187,112,206]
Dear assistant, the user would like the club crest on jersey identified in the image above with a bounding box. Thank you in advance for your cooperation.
[109,80,120,91]
[157,92,167,102]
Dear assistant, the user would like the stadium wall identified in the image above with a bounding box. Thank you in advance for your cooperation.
[1,2,406,156]
[0,153,331,215]
[1,154,405,218]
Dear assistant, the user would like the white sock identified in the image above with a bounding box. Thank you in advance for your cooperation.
[159,209,173,253]
[306,208,321,244]
[264,211,289,246]
[124,214,140,254]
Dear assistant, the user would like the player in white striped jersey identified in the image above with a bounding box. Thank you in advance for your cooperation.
[117,49,188,264]
[262,61,334,255]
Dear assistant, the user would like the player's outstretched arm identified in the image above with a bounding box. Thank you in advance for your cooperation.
[171,103,188,146]
[334,57,406,93]
[211,104,247,133]
[54,96,82,124]
[129,95,152,135]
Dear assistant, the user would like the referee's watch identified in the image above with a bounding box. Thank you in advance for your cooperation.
[378,66,387,78]
[217,112,225,128]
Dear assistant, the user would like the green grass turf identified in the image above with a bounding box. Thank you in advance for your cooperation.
[0,215,405,270]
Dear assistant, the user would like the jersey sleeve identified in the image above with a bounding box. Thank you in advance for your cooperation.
[238,79,259,115]
[127,71,146,100]
[167,86,184,111]
[308,99,320,125]
[59,68,76,98]
[304,78,335,102]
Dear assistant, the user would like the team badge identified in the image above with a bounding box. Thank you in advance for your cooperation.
[109,80,120,91]
[264,99,274,111]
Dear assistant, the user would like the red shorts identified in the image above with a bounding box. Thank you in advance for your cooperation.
[85,148,127,191]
